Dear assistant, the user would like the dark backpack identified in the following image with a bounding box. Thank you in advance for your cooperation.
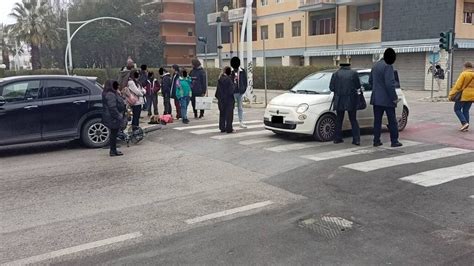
[437,69,445,80]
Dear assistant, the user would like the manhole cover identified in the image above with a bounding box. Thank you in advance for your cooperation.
[298,216,354,239]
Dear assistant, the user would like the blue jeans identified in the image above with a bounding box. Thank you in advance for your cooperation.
[234,93,244,122]
[454,102,472,125]
[373,105,399,145]
[179,96,190,120]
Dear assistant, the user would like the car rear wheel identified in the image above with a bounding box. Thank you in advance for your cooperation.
[81,118,110,148]
[313,113,336,142]
[398,106,409,131]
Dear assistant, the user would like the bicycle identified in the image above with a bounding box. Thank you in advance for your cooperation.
[117,108,145,147]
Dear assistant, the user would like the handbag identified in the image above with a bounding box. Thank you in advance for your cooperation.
[452,91,463,102]
[122,87,138,106]
[451,76,473,102]
[357,89,367,110]
[195,96,213,110]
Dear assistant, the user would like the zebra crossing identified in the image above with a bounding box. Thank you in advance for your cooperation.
[173,121,474,197]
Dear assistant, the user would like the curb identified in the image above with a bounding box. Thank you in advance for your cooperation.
[419,96,451,103]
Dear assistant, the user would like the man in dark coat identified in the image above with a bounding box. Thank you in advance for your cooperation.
[330,63,362,145]
[215,66,235,133]
[159,67,172,115]
[102,80,126,157]
[170,64,181,119]
[139,65,149,111]
[190,59,207,119]
[369,48,402,147]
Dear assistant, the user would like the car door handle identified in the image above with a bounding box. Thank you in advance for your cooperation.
[73,100,87,104]
[24,105,38,110]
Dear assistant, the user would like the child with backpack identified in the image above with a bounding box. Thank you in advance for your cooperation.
[176,70,192,124]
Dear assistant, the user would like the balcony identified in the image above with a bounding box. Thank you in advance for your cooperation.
[145,0,193,5]
[207,11,231,26]
[299,0,336,11]
[161,35,196,46]
[336,0,380,6]
[159,13,195,24]
[228,7,257,23]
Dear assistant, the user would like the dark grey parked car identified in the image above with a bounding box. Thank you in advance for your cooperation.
[0,75,110,148]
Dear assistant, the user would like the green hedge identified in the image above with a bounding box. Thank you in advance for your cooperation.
[1,66,332,90]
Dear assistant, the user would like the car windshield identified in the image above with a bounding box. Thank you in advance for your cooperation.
[290,72,332,94]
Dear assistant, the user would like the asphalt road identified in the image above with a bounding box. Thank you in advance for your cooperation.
[1,94,473,265]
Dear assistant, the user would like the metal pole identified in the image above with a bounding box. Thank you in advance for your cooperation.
[263,34,267,107]
[446,51,452,97]
[449,49,455,88]
[204,43,208,89]
[66,9,73,71]
[431,60,435,99]
[217,18,223,69]
[246,0,254,103]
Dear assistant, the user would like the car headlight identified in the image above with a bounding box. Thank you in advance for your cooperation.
[296,103,309,114]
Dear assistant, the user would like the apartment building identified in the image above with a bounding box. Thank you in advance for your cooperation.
[148,0,196,66]
[201,0,474,90]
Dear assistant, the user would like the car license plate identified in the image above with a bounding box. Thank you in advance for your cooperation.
[271,116,283,124]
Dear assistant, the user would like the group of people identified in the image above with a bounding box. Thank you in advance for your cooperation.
[101,56,250,156]
[101,57,208,156]
[331,48,474,147]
[330,48,403,147]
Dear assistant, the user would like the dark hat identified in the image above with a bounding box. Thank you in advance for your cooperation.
[172,64,179,71]
[230,57,241,69]
[339,63,351,67]
[383,48,396,65]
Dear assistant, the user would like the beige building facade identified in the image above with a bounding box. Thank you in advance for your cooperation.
[201,0,474,91]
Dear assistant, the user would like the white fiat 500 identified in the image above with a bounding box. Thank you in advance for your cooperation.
[263,69,409,141]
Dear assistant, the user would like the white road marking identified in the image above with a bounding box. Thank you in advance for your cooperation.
[185,201,273,225]
[239,137,279,146]
[344,147,472,172]
[265,142,331,153]
[2,232,142,266]
[301,140,421,162]
[191,124,262,135]
[174,120,261,130]
[399,162,474,187]
[469,195,474,199]
[211,130,272,140]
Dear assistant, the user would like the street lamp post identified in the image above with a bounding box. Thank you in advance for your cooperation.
[262,31,267,107]
[65,16,132,75]
[198,37,209,89]
[216,16,223,69]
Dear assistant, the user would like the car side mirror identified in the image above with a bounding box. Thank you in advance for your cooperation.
[0,96,6,106]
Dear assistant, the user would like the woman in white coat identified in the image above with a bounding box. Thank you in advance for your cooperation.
[128,70,146,129]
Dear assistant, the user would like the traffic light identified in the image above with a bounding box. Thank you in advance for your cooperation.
[439,31,453,52]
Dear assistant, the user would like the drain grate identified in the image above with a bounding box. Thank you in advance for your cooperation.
[298,216,354,239]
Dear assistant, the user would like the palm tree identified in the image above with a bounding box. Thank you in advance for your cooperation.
[1,24,11,70]
[9,0,58,70]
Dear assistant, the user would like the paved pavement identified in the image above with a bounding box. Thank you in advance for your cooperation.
[0,90,473,265]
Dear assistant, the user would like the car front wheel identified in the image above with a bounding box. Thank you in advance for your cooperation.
[81,118,110,148]
[398,106,409,131]
[313,113,336,142]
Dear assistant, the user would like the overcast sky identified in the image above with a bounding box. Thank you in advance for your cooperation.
[0,0,20,25]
